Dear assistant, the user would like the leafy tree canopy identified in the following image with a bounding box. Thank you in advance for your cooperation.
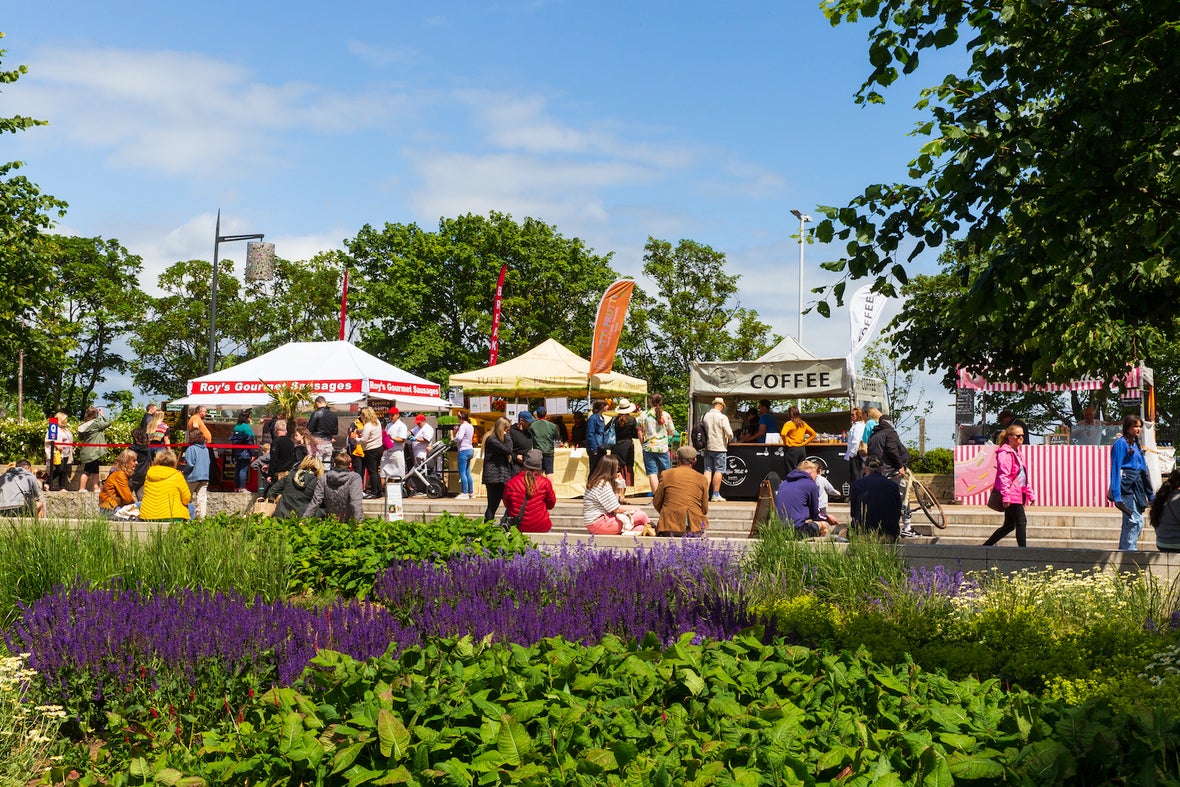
[130,256,344,398]
[345,212,620,382]
[0,33,68,364]
[24,235,143,417]
[620,237,777,418]
[816,1,1180,383]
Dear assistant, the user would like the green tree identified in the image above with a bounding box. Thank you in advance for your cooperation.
[131,255,346,398]
[858,338,932,435]
[622,237,777,412]
[815,1,1180,383]
[0,33,68,392]
[22,235,144,417]
[220,253,348,364]
[131,259,226,398]
[344,212,620,381]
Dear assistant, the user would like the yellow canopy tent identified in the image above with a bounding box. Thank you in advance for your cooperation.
[448,338,647,398]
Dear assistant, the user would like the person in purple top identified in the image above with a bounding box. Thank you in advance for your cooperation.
[774,459,827,537]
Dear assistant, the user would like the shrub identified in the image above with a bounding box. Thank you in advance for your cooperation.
[251,510,535,599]
[158,635,1180,786]
[910,447,954,474]
[0,418,52,463]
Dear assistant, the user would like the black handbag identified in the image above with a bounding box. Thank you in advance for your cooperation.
[499,486,530,530]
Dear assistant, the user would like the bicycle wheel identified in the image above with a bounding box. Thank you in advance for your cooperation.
[912,478,947,529]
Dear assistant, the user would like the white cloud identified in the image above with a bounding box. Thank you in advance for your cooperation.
[346,39,419,67]
[125,213,346,296]
[408,150,657,227]
[456,89,697,168]
[13,46,401,176]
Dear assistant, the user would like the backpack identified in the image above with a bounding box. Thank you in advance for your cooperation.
[230,429,254,460]
[603,418,617,448]
[691,420,707,451]
[382,425,395,451]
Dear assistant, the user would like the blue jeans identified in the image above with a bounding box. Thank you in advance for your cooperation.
[1119,504,1144,550]
[235,457,251,491]
[458,449,474,495]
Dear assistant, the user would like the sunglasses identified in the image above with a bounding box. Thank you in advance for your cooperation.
[1010,433,1025,440]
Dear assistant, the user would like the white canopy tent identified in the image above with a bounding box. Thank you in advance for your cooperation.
[172,340,453,411]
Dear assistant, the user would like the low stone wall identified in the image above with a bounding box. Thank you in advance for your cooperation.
[914,474,954,503]
[43,490,257,520]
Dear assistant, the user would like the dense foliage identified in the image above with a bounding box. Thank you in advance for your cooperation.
[0,33,69,386]
[4,521,1180,782]
[262,511,534,599]
[345,212,620,381]
[122,635,1180,785]
[817,1,1180,384]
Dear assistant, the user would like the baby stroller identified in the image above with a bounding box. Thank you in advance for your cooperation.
[402,441,448,498]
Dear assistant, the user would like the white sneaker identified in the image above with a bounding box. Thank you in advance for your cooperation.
[455,493,469,500]
[710,494,726,502]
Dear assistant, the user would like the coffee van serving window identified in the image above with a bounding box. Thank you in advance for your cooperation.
[749,372,831,390]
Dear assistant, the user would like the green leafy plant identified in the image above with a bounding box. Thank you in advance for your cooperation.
[909,447,953,474]
[147,633,1180,785]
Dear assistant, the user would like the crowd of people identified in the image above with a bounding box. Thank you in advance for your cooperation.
[8,393,1172,554]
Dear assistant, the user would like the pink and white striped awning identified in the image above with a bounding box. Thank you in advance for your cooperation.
[956,365,1149,393]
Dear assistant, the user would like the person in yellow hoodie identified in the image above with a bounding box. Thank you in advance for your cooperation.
[139,450,191,522]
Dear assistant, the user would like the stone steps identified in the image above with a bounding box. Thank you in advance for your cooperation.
[393,497,1148,551]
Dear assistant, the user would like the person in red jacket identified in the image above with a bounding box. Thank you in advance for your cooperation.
[502,450,556,533]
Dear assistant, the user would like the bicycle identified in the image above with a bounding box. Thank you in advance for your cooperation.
[895,466,947,529]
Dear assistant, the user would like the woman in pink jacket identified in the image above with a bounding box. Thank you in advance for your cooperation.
[982,424,1036,547]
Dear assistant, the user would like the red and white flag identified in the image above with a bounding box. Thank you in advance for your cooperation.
[489,264,507,365]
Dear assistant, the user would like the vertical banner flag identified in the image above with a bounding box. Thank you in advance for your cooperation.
[338,267,349,341]
[848,284,888,356]
[489,264,507,366]
[589,278,635,375]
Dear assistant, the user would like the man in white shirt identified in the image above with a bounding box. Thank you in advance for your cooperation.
[381,408,410,481]
[411,415,436,470]
[702,397,734,502]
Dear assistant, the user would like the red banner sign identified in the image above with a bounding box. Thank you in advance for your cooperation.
[490,264,507,366]
[368,379,442,398]
[192,379,363,395]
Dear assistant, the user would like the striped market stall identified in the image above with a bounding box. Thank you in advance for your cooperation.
[954,364,1153,508]
[954,444,1110,507]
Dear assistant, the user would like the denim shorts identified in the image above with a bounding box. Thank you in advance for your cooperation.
[703,450,727,474]
[642,450,671,475]
[541,453,554,474]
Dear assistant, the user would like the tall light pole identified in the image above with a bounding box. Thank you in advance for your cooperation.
[209,210,271,373]
[790,209,812,343]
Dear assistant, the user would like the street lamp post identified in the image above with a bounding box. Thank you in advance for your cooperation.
[209,209,269,374]
[790,209,812,343]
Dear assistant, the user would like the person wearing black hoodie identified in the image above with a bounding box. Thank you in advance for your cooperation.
[268,456,325,518]
[304,452,364,522]
[866,415,915,536]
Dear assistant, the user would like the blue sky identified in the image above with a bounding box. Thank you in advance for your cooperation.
[5,1,959,440]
